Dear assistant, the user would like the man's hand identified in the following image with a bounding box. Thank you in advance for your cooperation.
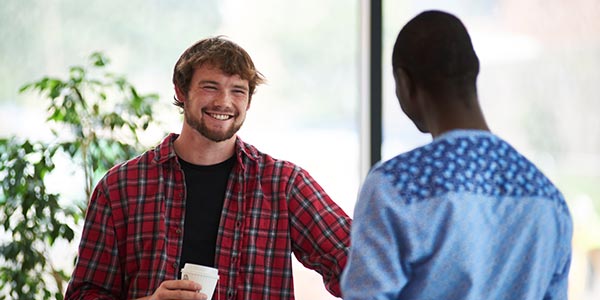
[138,280,208,300]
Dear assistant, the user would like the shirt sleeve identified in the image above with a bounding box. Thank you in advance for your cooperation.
[287,166,352,297]
[341,169,408,300]
[544,207,573,300]
[64,178,123,300]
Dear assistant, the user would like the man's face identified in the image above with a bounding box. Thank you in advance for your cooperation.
[179,63,251,143]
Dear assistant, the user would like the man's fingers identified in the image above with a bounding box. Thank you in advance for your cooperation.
[160,279,203,291]
[165,289,207,300]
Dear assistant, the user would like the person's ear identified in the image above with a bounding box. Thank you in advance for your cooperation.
[174,85,186,103]
[393,67,413,102]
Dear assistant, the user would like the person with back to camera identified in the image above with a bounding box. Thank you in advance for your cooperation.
[340,10,572,300]
[64,36,352,300]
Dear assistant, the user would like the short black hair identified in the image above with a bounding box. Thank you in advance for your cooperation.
[392,10,479,97]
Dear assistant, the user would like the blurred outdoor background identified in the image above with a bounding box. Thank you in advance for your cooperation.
[1,0,599,299]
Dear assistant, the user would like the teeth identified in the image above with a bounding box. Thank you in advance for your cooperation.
[211,113,230,120]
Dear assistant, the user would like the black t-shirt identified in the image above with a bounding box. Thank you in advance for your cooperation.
[178,155,235,269]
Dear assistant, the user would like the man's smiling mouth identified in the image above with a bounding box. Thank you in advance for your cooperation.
[208,112,233,120]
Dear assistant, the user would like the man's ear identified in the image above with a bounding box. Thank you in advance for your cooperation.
[174,85,186,103]
[393,67,414,102]
[393,68,413,97]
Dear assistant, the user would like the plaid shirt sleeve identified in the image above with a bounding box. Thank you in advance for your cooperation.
[286,165,352,296]
[64,173,125,300]
[65,134,184,300]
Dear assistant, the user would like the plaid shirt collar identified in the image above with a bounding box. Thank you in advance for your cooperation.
[152,133,260,167]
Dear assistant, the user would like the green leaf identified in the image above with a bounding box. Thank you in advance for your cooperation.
[69,66,85,84]
[18,82,34,93]
[90,52,109,67]
[47,79,64,99]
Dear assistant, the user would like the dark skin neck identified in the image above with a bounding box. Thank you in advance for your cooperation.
[393,67,490,138]
[416,89,490,138]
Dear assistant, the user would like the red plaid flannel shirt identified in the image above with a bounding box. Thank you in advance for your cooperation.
[65,133,352,300]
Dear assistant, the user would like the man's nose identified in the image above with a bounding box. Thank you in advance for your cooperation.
[212,90,233,107]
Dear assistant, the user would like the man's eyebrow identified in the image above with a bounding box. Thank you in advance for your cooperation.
[198,80,219,85]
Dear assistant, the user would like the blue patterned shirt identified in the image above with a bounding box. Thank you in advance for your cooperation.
[341,130,572,300]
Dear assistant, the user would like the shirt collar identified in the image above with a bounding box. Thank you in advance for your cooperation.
[434,129,495,141]
[153,133,179,164]
[152,133,260,166]
[234,136,260,170]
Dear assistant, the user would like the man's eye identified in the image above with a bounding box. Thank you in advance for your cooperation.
[233,89,247,95]
[203,86,217,91]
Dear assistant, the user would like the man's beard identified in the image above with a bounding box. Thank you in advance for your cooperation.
[184,109,244,142]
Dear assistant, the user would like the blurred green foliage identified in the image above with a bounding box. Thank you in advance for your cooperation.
[0,52,161,299]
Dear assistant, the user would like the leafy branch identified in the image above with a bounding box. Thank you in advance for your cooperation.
[0,52,162,299]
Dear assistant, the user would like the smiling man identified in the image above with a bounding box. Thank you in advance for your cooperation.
[65,36,352,300]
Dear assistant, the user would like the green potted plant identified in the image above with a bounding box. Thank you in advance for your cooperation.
[0,52,161,299]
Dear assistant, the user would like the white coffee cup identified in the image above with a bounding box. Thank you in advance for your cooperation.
[181,263,220,299]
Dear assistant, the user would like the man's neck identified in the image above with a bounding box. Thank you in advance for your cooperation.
[174,128,236,166]
[423,95,490,138]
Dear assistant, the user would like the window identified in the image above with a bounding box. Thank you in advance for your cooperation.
[1,1,360,299]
